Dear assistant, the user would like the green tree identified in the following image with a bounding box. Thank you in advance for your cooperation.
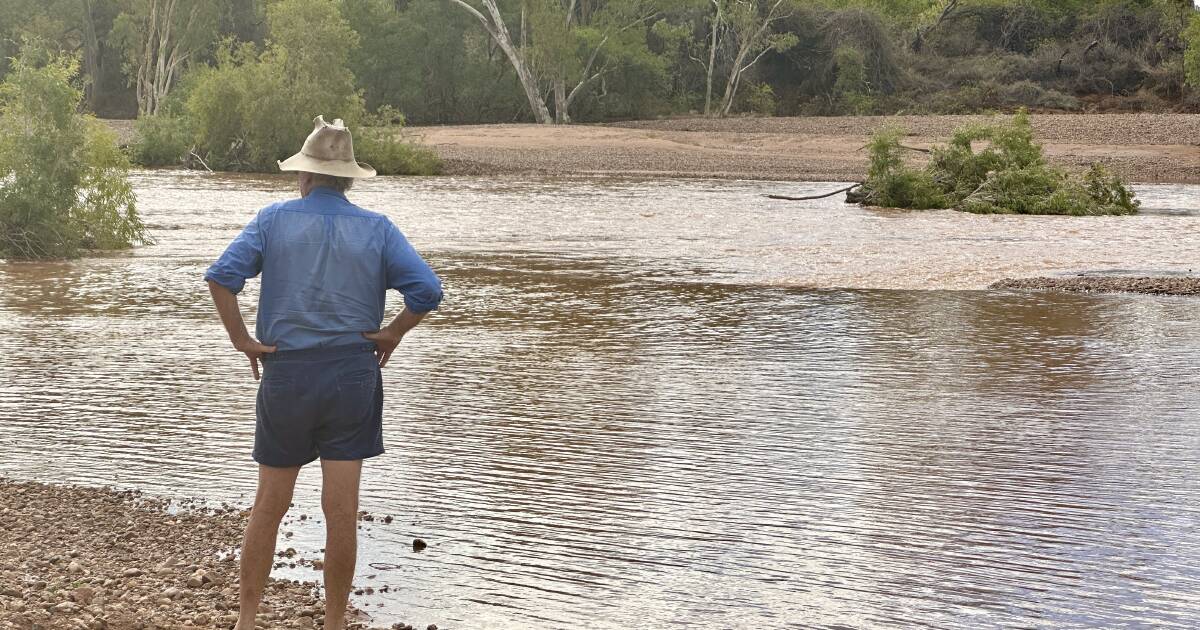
[182,0,363,170]
[714,0,797,116]
[0,47,146,259]
[532,0,668,123]
[343,0,527,124]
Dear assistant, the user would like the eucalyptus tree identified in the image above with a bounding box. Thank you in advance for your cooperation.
[534,0,669,122]
[447,0,677,123]
[711,0,796,116]
[110,0,225,116]
[445,0,554,122]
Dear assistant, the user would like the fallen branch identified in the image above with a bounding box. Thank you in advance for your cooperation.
[189,149,214,173]
[766,183,861,201]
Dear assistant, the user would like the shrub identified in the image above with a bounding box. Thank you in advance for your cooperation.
[854,111,1139,216]
[0,47,147,259]
[132,113,193,167]
[738,82,778,116]
[860,127,945,209]
[356,130,441,176]
[1185,13,1200,90]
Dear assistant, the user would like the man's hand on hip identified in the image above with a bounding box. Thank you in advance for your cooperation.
[362,327,403,368]
[234,337,277,381]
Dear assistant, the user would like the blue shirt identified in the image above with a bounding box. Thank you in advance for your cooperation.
[204,187,442,351]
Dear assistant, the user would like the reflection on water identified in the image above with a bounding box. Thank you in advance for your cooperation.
[2,172,1200,628]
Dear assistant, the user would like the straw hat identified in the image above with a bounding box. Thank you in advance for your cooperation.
[278,115,376,178]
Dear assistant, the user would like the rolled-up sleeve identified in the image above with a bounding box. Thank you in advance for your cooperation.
[384,220,442,313]
[204,209,266,294]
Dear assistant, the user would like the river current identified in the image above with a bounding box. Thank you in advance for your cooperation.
[2,172,1199,628]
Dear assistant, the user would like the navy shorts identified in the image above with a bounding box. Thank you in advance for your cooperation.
[254,343,384,467]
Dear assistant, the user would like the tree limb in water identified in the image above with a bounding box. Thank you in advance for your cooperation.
[857,143,930,154]
[766,183,861,201]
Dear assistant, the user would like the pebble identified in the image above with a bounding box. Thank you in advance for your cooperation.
[71,587,95,605]
[991,276,1200,296]
[0,479,404,630]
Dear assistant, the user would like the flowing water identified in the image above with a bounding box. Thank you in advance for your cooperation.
[3,172,1200,628]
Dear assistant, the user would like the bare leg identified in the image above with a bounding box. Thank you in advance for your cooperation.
[235,464,301,630]
[320,459,362,630]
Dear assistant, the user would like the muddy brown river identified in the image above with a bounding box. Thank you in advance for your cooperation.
[2,171,1200,628]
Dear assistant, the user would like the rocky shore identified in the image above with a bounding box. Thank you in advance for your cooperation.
[0,480,427,630]
[990,276,1200,296]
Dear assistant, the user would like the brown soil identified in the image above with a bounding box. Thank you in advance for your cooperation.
[0,479,418,630]
[405,114,1200,183]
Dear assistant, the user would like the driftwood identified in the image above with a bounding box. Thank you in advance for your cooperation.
[766,183,861,201]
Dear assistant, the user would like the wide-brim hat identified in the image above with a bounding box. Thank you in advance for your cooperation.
[278,115,376,178]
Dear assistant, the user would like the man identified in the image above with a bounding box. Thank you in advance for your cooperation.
[204,116,442,630]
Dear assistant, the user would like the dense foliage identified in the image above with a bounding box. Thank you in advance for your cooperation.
[131,0,440,174]
[0,0,1196,125]
[0,48,147,259]
[852,111,1141,216]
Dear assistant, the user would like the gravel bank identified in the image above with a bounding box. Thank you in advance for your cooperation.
[990,276,1200,296]
[0,480,425,630]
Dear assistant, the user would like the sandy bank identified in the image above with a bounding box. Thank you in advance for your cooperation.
[407,114,1200,183]
[0,479,424,630]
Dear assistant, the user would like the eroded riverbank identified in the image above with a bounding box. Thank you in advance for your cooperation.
[0,479,421,630]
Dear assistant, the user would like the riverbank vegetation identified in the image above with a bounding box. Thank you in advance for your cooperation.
[2,0,1198,130]
[127,0,441,174]
[850,111,1140,215]
[0,48,146,259]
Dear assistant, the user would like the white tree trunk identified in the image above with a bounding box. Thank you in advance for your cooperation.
[134,0,198,117]
[449,0,554,124]
[704,0,720,116]
[717,0,785,117]
[554,78,570,123]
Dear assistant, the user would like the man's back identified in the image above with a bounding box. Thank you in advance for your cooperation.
[207,118,440,630]
[205,186,442,351]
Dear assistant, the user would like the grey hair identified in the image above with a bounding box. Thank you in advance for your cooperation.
[306,172,354,193]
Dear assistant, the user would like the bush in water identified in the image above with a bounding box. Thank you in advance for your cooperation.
[132,112,193,167]
[852,110,1139,216]
[0,46,147,259]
